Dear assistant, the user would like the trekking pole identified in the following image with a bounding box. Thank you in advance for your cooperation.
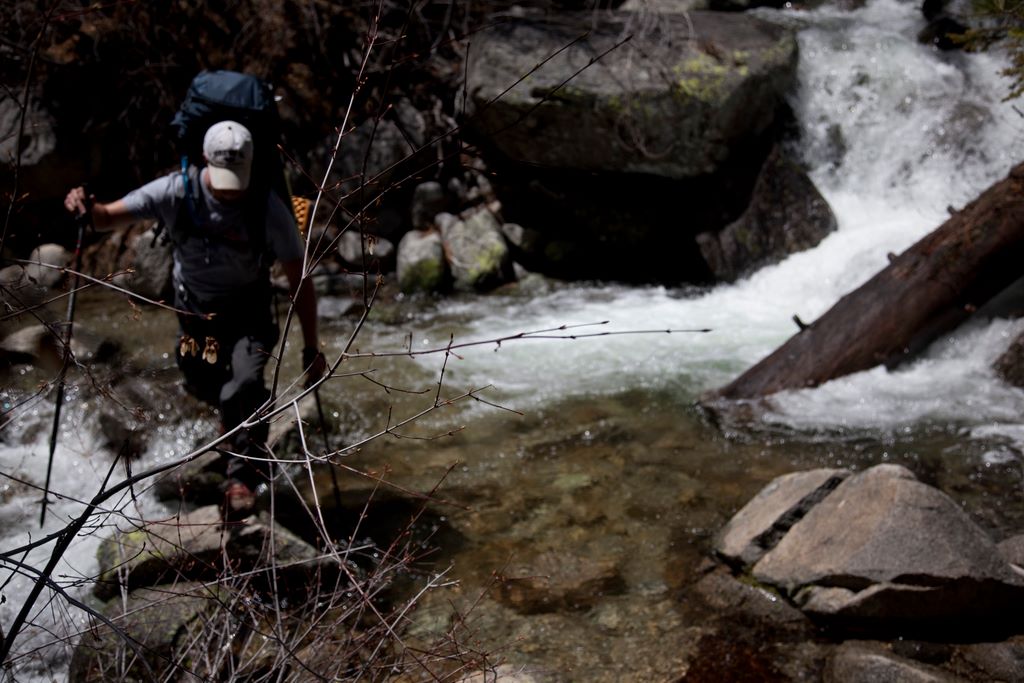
[313,389,344,511]
[40,209,89,527]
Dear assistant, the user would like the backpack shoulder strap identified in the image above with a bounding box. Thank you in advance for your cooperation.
[161,160,203,247]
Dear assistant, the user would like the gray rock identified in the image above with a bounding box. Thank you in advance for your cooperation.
[0,95,81,206]
[958,637,1024,682]
[125,227,173,301]
[466,11,796,180]
[397,229,447,293]
[697,147,837,282]
[94,505,324,600]
[502,222,545,256]
[24,243,71,288]
[693,567,809,630]
[69,582,222,683]
[333,118,411,193]
[0,265,49,317]
[715,467,850,567]
[0,322,118,370]
[825,643,956,683]
[1,95,56,166]
[751,464,1024,623]
[440,208,513,291]
[337,230,396,271]
[994,331,1024,389]
[998,535,1024,568]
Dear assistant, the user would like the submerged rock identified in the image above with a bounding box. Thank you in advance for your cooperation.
[497,549,625,614]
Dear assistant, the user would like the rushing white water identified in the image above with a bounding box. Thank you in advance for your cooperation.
[3,0,1024,677]
[0,385,207,679]
[379,0,1024,442]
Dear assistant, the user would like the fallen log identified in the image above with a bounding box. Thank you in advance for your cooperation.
[708,162,1024,401]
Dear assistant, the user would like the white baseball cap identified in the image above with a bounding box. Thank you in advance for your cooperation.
[203,120,253,191]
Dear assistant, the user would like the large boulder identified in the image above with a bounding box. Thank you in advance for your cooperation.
[462,11,798,283]
[716,465,1024,630]
[439,207,514,291]
[466,11,797,180]
[337,229,396,273]
[697,146,837,281]
[0,322,118,371]
[24,243,72,288]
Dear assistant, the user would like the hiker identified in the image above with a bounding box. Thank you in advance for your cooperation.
[64,120,327,516]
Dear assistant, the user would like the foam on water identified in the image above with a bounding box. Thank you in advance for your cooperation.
[0,392,183,679]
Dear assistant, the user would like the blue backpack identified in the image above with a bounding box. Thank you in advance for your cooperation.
[166,71,293,250]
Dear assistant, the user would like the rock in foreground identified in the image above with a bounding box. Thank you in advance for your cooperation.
[716,464,1024,631]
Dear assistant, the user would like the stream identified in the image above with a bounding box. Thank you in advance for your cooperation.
[3,0,1024,679]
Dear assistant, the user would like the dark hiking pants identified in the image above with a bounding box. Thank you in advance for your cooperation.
[175,282,278,490]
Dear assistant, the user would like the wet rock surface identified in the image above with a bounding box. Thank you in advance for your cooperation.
[94,505,327,600]
[994,330,1024,389]
[697,146,838,281]
[69,581,224,683]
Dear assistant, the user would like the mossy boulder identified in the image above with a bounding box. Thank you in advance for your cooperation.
[465,11,797,180]
[94,506,325,600]
[439,207,514,291]
[397,229,447,293]
[69,582,225,683]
